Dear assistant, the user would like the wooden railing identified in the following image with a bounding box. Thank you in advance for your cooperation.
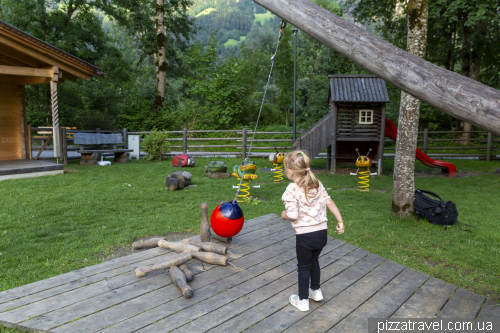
[28,126,499,163]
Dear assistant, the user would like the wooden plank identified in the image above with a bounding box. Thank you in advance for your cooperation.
[136,239,350,333]
[93,228,308,333]
[242,252,385,333]
[56,236,328,333]
[12,234,263,332]
[436,288,485,318]
[0,65,53,77]
[327,268,429,333]
[0,215,280,309]
[208,246,369,333]
[390,277,456,319]
[476,299,500,319]
[283,259,405,333]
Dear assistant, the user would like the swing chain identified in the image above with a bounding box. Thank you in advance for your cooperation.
[234,20,287,202]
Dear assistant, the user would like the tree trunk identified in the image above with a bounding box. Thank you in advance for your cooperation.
[253,0,500,136]
[458,17,472,145]
[392,0,428,217]
[155,0,166,109]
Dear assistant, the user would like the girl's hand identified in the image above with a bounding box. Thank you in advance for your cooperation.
[336,222,345,234]
[281,211,288,220]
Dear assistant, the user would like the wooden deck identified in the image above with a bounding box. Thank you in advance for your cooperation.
[0,159,63,181]
[0,213,497,333]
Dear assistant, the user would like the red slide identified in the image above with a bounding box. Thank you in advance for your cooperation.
[385,119,457,178]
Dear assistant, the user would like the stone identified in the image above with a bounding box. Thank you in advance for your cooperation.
[172,171,192,180]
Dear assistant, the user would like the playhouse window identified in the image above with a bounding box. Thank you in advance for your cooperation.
[359,110,373,124]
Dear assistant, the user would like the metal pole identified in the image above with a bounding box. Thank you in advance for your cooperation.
[292,29,298,143]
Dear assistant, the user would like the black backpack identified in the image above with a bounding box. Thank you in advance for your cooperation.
[414,189,459,229]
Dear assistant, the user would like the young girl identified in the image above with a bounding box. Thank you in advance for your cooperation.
[281,150,344,312]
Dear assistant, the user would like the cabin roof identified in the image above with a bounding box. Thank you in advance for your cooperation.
[0,20,103,81]
[329,75,390,103]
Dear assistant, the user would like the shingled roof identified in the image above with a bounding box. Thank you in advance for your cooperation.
[329,75,390,103]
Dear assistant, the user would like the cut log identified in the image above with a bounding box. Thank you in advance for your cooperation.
[186,250,228,266]
[178,263,194,282]
[158,240,200,253]
[135,252,191,277]
[253,0,500,135]
[182,239,227,255]
[132,237,164,249]
[200,202,210,242]
[169,265,193,298]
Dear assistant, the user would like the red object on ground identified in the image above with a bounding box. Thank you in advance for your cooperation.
[172,154,195,167]
[210,202,244,238]
[385,119,457,178]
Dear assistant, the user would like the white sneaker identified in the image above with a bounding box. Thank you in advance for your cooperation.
[309,288,324,301]
[289,294,309,311]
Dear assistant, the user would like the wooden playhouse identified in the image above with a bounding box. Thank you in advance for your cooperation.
[294,74,390,174]
[0,20,102,181]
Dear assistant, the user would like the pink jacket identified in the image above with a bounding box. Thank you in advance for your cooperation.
[281,180,330,234]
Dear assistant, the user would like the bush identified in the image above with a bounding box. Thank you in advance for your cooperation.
[142,129,171,161]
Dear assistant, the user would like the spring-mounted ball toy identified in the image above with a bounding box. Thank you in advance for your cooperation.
[210,201,244,238]
[349,148,377,192]
[269,147,285,183]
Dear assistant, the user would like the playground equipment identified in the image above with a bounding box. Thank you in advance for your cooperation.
[231,161,258,202]
[384,119,457,177]
[294,75,389,175]
[294,76,457,177]
[253,0,500,136]
[212,20,288,238]
[210,201,245,238]
[269,147,286,183]
[350,148,377,191]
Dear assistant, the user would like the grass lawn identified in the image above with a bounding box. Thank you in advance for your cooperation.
[224,36,246,47]
[254,11,275,25]
[0,157,499,332]
[195,7,216,17]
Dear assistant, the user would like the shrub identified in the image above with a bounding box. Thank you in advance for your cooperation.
[142,129,171,161]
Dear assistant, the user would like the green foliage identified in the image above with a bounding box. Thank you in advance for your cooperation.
[142,129,171,161]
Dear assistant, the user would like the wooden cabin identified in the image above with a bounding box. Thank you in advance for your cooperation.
[0,20,102,180]
[329,74,389,174]
[293,74,390,175]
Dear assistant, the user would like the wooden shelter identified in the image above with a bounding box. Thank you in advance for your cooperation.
[0,20,103,180]
[329,74,389,174]
[293,74,389,175]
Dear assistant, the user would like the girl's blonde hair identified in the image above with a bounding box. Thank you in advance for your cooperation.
[283,150,319,202]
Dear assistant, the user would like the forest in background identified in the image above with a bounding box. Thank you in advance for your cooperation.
[0,0,499,133]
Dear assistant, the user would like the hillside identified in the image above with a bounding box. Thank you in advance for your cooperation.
[189,0,280,56]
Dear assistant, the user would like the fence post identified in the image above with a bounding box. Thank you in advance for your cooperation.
[301,129,305,137]
[123,128,128,149]
[423,128,429,155]
[183,128,187,154]
[27,125,32,160]
[242,127,247,159]
[487,132,492,161]
[62,127,68,165]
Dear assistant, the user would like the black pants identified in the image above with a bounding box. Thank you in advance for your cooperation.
[296,229,328,300]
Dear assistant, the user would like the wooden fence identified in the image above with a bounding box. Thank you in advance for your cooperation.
[29,126,500,164]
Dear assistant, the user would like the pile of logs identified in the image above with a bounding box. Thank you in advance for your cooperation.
[131,202,231,299]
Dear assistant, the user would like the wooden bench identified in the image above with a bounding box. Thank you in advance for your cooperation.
[73,133,133,165]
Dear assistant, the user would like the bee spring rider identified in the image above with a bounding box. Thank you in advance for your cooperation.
[269,147,285,183]
[350,148,377,192]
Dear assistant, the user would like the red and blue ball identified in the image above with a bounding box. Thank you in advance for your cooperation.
[210,201,244,238]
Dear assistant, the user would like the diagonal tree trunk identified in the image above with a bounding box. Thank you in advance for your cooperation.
[155,0,166,109]
[253,0,500,136]
[392,0,428,217]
